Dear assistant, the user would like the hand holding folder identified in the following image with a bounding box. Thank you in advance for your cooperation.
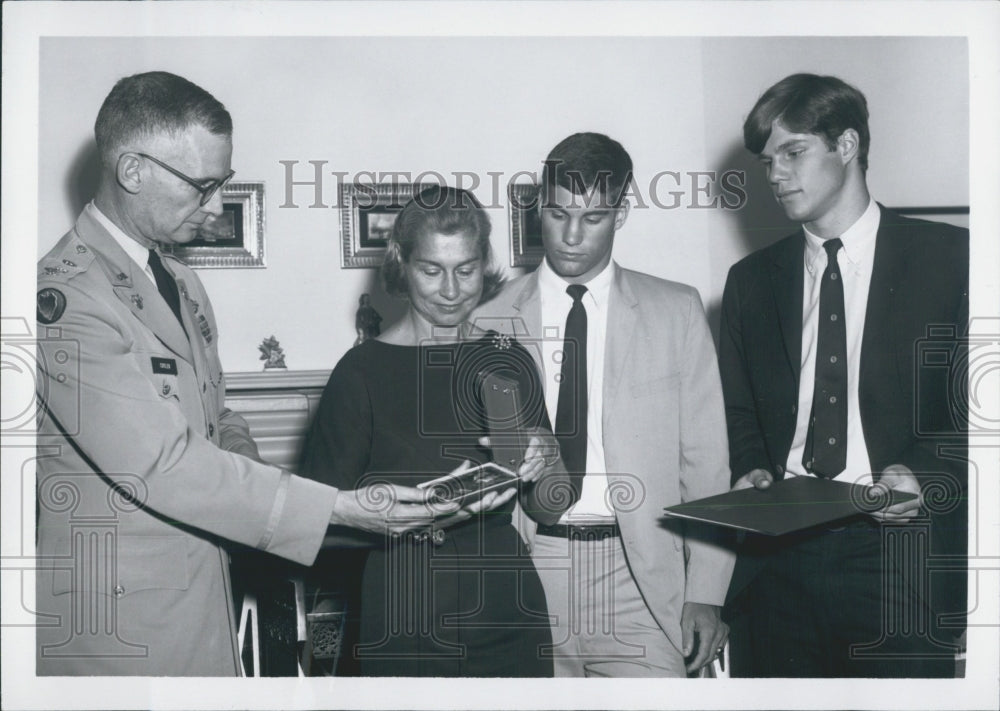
[663,474,919,536]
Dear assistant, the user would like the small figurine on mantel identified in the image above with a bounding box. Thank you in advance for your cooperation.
[354,293,382,347]
[258,335,287,370]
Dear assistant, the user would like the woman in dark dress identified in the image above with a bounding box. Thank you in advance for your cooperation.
[300,186,570,676]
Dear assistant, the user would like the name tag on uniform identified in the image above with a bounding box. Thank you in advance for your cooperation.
[151,357,178,375]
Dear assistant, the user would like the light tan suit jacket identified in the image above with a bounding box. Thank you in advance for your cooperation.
[473,263,735,653]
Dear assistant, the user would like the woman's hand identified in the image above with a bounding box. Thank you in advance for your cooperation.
[478,427,561,483]
[464,486,518,513]
[424,460,520,529]
[518,427,562,483]
[478,428,570,526]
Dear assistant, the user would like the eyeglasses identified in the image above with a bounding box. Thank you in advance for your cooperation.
[133,152,235,206]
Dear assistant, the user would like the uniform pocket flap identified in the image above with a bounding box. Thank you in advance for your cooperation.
[50,535,191,597]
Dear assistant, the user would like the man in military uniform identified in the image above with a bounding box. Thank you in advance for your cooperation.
[34,71,460,676]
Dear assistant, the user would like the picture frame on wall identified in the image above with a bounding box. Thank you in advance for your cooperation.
[169,181,266,268]
[508,182,545,268]
[340,182,436,268]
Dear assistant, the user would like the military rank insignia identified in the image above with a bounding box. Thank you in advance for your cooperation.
[131,294,144,310]
[197,314,213,343]
[37,288,67,324]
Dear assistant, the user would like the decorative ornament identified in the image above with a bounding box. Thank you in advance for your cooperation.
[354,293,382,346]
[259,335,287,370]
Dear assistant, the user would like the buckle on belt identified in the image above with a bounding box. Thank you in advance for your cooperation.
[536,521,620,539]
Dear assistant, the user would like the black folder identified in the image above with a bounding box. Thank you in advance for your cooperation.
[662,476,918,536]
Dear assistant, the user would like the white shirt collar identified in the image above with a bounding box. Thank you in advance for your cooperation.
[86,201,155,273]
[803,197,880,274]
[537,255,615,307]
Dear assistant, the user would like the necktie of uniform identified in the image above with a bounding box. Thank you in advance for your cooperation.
[803,238,848,478]
[147,249,185,330]
[555,284,588,498]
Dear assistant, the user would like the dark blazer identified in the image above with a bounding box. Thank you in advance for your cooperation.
[718,205,968,631]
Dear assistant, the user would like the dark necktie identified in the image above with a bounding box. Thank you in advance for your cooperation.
[147,249,186,330]
[803,238,848,478]
[555,284,588,498]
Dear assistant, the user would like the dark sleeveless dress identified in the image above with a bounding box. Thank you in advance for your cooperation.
[300,334,553,676]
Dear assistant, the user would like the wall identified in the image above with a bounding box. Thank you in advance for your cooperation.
[38,36,968,371]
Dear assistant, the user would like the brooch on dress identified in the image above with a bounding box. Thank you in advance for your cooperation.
[492,333,512,350]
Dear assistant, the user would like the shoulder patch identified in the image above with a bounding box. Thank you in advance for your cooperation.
[37,288,67,324]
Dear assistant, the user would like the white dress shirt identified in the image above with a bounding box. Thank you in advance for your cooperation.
[786,197,880,486]
[86,201,158,287]
[537,257,615,520]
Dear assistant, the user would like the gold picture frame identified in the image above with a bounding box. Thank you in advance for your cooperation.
[169,181,266,268]
[340,182,436,268]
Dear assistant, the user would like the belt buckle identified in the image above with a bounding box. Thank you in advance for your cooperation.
[566,518,617,539]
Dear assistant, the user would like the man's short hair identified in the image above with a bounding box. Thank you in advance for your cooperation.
[94,71,233,166]
[541,132,634,208]
[381,185,504,302]
[743,73,870,171]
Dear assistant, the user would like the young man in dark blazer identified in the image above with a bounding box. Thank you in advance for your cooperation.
[719,73,968,677]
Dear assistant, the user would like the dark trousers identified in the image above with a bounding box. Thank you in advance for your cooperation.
[730,518,958,677]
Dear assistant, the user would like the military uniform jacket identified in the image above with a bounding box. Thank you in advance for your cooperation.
[35,209,339,676]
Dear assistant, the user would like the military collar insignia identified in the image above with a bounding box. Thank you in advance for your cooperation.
[197,314,213,343]
[130,293,144,310]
